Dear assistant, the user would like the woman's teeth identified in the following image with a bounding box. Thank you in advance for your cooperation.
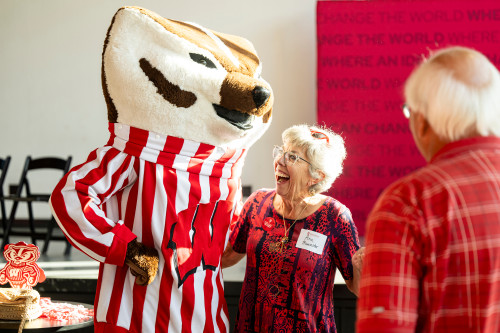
[276,171,289,183]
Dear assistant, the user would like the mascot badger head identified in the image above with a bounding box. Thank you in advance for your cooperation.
[102,6,273,148]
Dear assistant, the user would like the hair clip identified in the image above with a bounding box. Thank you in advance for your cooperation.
[310,129,330,144]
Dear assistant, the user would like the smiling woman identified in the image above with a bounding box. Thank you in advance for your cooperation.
[221,124,361,333]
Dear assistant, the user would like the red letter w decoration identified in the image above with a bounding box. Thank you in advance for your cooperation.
[168,200,232,286]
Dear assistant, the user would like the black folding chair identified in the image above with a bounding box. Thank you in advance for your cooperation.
[0,156,11,233]
[1,156,72,255]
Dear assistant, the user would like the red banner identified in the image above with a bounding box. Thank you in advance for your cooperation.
[317,0,500,235]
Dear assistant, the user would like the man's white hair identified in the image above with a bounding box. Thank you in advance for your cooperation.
[404,46,500,141]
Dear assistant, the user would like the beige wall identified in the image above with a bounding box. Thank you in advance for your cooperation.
[0,0,318,201]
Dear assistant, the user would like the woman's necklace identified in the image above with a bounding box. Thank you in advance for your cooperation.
[267,201,309,299]
[269,202,308,253]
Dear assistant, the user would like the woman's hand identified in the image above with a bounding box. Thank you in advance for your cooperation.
[352,246,365,273]
[345,247,365,296]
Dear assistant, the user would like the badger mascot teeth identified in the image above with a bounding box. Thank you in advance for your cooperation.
[50,6,273,333]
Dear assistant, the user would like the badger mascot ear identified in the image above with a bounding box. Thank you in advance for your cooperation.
[102,6,273,149]
[50,6,273,333]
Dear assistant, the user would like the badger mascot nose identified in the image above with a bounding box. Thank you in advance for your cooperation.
[253,86,271,107]
[50,6,274,333]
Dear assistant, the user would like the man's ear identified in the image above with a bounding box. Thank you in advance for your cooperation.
[412,112,447,161]
[414,111,431,139]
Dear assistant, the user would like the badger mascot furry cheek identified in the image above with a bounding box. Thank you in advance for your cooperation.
[49,6,273,333]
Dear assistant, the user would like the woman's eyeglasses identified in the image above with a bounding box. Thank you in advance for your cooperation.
[273,146,311,166]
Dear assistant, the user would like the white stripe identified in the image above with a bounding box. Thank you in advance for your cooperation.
[173,140,200,172]
[132,159,145,240]
[112,124,130,151]
[219,178,229,201]
[105,195,119,222]
[96,263,116,322]
[217,270,230,332]
[199,148,224,204]
[145,253,165,332]
[188,22,240,68]
[139,132,165,162]
[174,141,199,213]
[221,150,242,180]
[116,274,135,329]
[191,270,206,332]
[176,170,190,214]
[142,165,167,331]
[152,165,168,249]
[168,256,183,332]
[212,271,221,333]
[219,150,243,201]
[53,147,136,262]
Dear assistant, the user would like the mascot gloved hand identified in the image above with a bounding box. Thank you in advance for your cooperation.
[50,6,273,333]
[125,239,159,286]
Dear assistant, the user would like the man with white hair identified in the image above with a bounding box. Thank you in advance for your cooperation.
[355,46,500,333]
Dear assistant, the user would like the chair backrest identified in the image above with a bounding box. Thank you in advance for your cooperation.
[0,156,11,197]
[16,156,72,197]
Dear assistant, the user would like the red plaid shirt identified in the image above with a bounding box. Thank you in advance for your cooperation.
[357,136,500,333]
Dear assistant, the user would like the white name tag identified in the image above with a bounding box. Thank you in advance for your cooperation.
[296,229,327,255]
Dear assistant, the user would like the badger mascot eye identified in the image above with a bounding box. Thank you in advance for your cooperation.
[189,53,217,68]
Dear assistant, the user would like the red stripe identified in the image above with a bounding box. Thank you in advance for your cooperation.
[211,149,236,180]
[123,126,150,157]
[196,142,215,160]
[129,285,147,332]
[100,155,134,201]
[156,263,174,332]
[93,262,104,319]
[51,150,118,257]
[116,190,123,220]
[187,144,205,217]
[50,149,98,235]
[105,266,128,324]
[215,274,228,333]
[209,179,221,203]
[73,148,121,230]
[157,136,185,165]
[123,171,139,232]
[141,161,156,247]
[203,270,215,333]
[181,275,195,333]
[106,123,116,146]
[156,138,183,331]
[130,162,158,332]
[105,157,141,324]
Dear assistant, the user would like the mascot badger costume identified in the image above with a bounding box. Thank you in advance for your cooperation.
[49,6,273,333]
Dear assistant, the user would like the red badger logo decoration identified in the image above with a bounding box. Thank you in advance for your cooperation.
[50,6,273,333]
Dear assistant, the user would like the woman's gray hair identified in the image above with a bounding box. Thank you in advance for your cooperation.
[404,46,500,141]
[282,124,346,194]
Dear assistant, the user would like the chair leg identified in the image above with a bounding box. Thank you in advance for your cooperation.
[0,200,6,232]
[1,201,19,249]
[42,217,56,254]
[64,239,72,256]
[27,201,37,246]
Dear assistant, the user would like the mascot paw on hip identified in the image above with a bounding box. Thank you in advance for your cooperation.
[50,6,273,333]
